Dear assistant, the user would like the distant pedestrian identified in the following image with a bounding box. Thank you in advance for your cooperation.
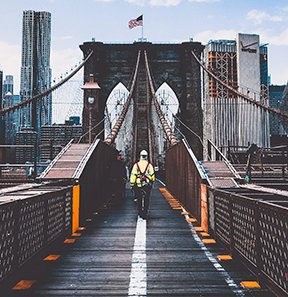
[110,152,127,205]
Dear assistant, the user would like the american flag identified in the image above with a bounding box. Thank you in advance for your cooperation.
[128,15,143,29]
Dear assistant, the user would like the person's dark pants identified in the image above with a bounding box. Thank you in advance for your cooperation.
[135,185,152,218]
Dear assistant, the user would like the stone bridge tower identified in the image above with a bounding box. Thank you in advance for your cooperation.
[80,41,204,158]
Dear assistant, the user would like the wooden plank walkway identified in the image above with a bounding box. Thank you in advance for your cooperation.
[4,182,274,296]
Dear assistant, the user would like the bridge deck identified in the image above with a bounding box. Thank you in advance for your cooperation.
[5,182,273,297]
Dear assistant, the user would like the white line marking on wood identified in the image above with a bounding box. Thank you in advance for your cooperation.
[183,211,246,297]
[128,216,147,296]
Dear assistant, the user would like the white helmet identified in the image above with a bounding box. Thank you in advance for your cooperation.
[140,150,148,156]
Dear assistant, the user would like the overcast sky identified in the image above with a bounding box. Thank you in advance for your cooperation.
[1,0,288,95]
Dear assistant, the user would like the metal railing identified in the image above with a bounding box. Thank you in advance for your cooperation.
[0,138,119,286]
[207,139,242,179]
[209,187,288,296]
[0,184,72,284]
[74,141,118,223]
[40,139,118,225]
[228,144,288,179]
[165,138,207,221]
[166,137,288,295]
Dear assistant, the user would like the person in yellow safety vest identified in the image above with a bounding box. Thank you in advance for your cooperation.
[130,150,155,219]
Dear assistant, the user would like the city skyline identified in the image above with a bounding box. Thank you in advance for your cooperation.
[0,0,288,95]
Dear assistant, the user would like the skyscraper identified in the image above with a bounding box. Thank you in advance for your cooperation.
[0,70,3,145]
[202,33,270,158]
[0,70,3,109]
[20,10,52,133]
[269,84,285,138]
[2,75,13,99]
[1,75,20,145]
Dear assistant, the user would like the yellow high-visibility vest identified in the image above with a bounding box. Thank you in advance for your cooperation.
[130,160,155,188]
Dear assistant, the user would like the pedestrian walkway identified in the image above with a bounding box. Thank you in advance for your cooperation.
[5,181,274,296]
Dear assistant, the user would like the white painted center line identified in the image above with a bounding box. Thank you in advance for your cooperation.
[128,216,147,296]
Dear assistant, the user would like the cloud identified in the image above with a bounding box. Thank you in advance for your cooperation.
[189,0,220,3]
[247,9,283,25]
[126,0,181,6]
[50,47,82,81]
[96,0,218,6]
[261,28,288,46]
[193,27,288,47]
[149,0,182,6]
[125,0,145,5]
[193,29,237,43]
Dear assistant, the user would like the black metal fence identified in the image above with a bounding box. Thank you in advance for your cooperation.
[210,188,288,296]
[165,138,288,296]
[0,139,119,286]
[0,185,72,284]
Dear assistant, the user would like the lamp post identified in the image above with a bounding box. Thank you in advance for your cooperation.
[81,74,101,143]
[87,96,94,144]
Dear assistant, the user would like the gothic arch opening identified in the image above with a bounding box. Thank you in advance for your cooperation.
[156,82,179,132]
[104,82,132,160]
[104,82,129,137]
[153,82,179,166]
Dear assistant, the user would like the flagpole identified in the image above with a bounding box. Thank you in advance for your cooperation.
[141,15,144,41]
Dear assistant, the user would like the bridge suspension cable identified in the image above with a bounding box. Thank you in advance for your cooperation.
[172,114,204,147]
[143,50,178,146]
[0,51,94,116]
[191,50,288,121]
[104,51,141,145]
[78,117,106,144]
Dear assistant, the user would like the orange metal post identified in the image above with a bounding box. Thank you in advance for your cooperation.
[72,184,80,234]
[201,183,208,233]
